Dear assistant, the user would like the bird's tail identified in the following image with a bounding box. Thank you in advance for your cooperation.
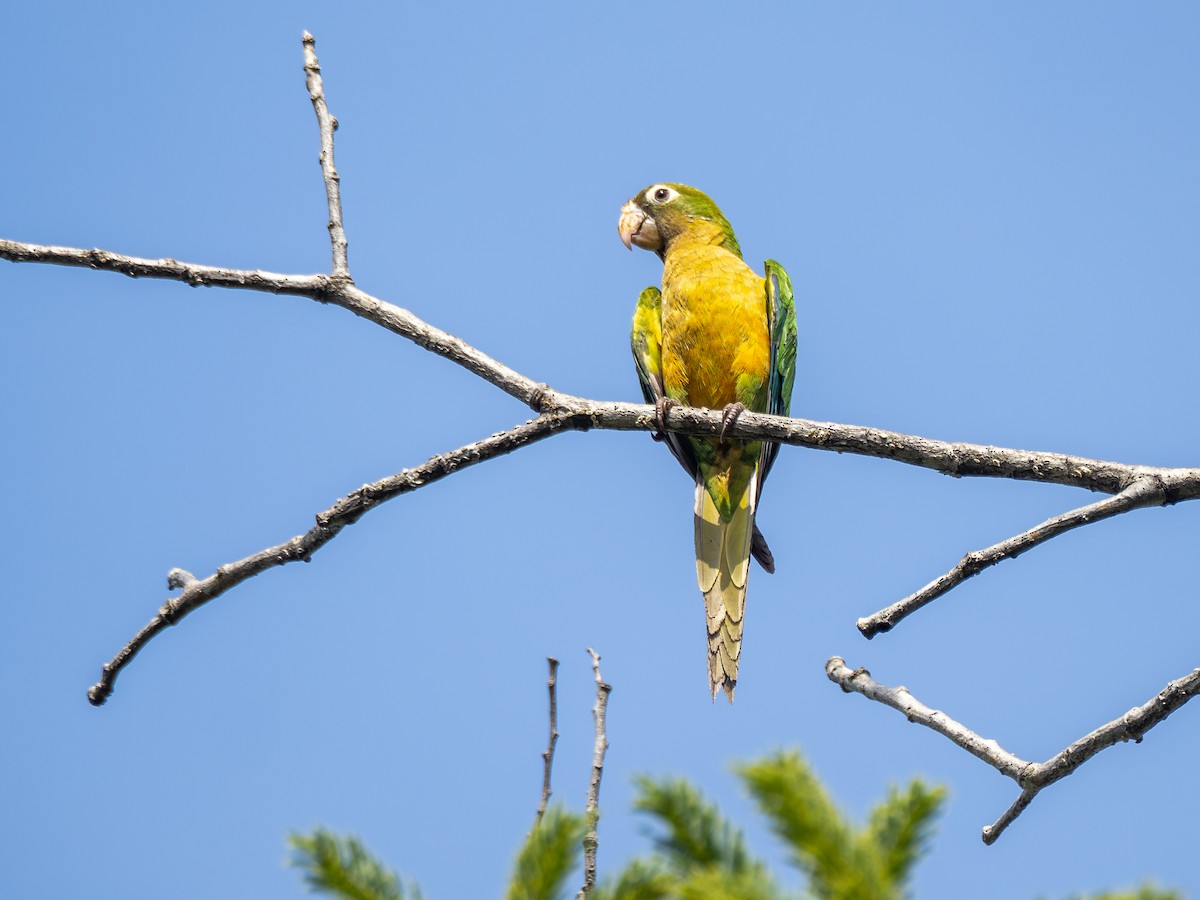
[694,470,757,703]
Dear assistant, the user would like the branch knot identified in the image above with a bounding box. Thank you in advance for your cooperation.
[159,595,185,624]
[528,384,555,414]
[166,568,197,590]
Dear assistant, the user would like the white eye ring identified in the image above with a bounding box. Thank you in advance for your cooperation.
[645,184,677,204]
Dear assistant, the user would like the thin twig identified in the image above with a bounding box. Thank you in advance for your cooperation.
[86,415,580,705]
[0,242,324,293]
[302,33,349,278]
[986,790,1036,845]
[826,656,1200,844]
[535,657,560,827]
[578,648,611,898]
[858,476,1167,638]
[824,657,1029,778]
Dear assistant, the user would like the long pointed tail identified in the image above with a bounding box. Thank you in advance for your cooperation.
[694,472,757,703]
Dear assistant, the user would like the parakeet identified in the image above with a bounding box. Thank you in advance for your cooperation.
[619,183,797,702]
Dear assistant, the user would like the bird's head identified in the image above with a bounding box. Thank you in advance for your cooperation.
[617,183,741,259]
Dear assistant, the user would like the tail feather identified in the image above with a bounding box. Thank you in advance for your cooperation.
[694,472,757,703]
[751,524,775,574]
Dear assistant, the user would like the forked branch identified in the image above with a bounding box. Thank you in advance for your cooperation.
[5,234,1200,500]
[7,239,1200,491]
[12,222,1199,703]
[826,657,1200,843]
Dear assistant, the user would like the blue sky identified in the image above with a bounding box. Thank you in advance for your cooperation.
[3,3,1199,898]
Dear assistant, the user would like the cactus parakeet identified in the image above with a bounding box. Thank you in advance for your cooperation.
[619,183,797,702]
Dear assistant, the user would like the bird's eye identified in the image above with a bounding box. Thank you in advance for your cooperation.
[645,185,676,204]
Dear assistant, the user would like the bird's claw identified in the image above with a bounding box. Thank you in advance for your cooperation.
[719,402,746,444]
[654,397,677,437]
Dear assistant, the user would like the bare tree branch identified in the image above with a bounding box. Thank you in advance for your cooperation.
[0,239,546,407]
[11,227,1196,701]
[824,657,1029,779]
[578,648,611,898]
[8,31,1200,847]
[535,657,560,828]
[5,234,1200,498]
[0,241,325,292]
[302,32,350,278]
[858,475,1168,638]
[86,415,578,706]
[826,656,1200,844]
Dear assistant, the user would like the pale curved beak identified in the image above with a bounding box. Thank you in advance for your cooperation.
[618,200,662,251]
[618,201,648,251]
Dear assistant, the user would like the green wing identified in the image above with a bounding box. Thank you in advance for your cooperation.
[631,286,697,480]
[631,286,665,406]
[761,259,797,489]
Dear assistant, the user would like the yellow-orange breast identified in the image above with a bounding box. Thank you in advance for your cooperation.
[660,239,770,412]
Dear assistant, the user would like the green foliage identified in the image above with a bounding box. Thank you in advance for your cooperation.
[667,866,781,900]
[289,752,1176,900]
[863,780,946,889]
[590,750,945,900]
[288,828,417,900]
[507,806,588,900]
[734,750,945,900]
[1060,886,1181,900]
[632,776,764,878]
[589,858,673,900]
[590,858,778,900]
[740,750,879,899]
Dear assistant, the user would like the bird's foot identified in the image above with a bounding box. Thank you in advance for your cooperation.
[719,402,746,444]
[652,397,678,440]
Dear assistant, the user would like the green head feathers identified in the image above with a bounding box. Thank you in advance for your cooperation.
[617,183,742,259]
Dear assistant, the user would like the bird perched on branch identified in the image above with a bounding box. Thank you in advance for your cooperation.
[619,183,797,702]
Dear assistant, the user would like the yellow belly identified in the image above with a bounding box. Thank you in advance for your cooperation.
[660,241,770,412]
